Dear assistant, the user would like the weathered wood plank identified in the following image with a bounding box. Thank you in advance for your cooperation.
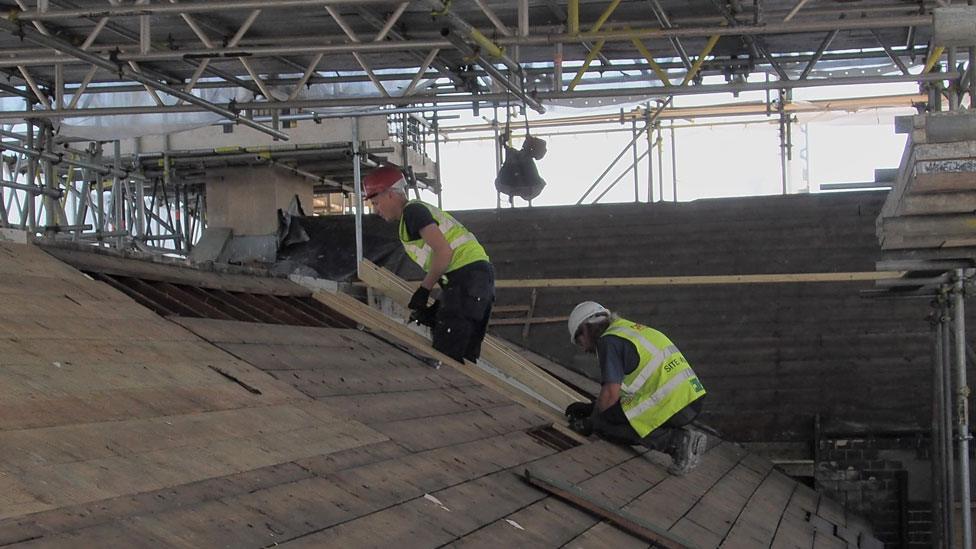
[524,469,693,549]
[719,471,797,548]
[310,287,586,442]
[564,521,651,549]
[4,416,386,517]
[770,483,819,549]
[621,443,744,530]
[370,404,548,453]
[315,385,513,425]
[451,497,599,548]
[285,469,545,548]
[678,463,767,540]
[40,244,310,296]
[357,259,587,410]
[0,461,314,542]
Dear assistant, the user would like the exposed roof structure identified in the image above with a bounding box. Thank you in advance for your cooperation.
[0,236,886,548]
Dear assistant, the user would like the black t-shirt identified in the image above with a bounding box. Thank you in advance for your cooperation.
[401,202,437,241]
[596,334,640,385]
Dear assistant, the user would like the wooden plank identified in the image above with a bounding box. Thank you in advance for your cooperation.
[720,472,798,548]
[770,484,819,549]
[523,469,695,549]
[0,461,314,540]
[510,342,601,397]
[0,403,336,471]
[357,259,586,411]
[492,305,531,313]
[40,244,310,296]
[5,413,387,516]
[294,440,410,477]
[121,498,280,548]
[490,315,568,326]
[310,286,587,443]
[458,442,672,547]
[277,367,477,398]
[815,496,847,528]
[911,140,976,161]
[565,521,651,549]
[285,469,541,548]
[315,385,513,425]
[678,463,767,540]
[882,213,976,238]
[171,317,363,346]
[623,443,745,529]
[369,403,548,453]
[899,192,976,215]
[330,431,553,509]
[811,530,848,549]
[527,439,646,487]
[492,271,907,288]
[451,497,601,548]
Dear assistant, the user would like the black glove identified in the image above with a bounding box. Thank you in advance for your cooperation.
[565,401,594,420]
[409,301,440,328]
[408,286,431,311]
[569,416,594,436]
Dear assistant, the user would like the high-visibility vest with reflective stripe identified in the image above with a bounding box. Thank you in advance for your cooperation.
[398,200,490,274]
[602,317,706,437]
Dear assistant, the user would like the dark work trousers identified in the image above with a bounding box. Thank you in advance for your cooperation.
[593,397,705,453]
[432,261,495,363]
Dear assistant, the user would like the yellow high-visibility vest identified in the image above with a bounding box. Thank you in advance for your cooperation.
[398,200,489,274]
[602,317,706,437]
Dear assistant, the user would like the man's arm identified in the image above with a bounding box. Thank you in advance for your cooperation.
[418,223,453,290]
[594,382,621,413]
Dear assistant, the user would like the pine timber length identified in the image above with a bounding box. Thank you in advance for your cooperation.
[356,260,587,411]
[493,271,906,288]
[310,286,587,444]
[523,469,694,549]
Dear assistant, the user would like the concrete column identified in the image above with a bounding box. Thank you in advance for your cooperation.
[204,166,313,264]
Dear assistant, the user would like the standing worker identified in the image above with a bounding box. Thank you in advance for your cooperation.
[363,164,495,364]
[566,301,708,475]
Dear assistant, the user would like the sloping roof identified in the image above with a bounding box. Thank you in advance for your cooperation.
[0,239,882,547]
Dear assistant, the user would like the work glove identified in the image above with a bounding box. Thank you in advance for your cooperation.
[408,286,431,311]
[565,401,594,421]
[569,416,594,437]
[408,301,439,328]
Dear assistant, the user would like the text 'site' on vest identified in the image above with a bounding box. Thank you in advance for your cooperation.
[398,200,490,275]
[602,317,706,437]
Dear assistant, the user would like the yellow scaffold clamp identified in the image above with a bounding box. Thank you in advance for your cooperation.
[431,0,452,17]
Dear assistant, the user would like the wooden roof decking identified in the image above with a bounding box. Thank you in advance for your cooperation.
[0,240,881,548]
[0,239,386,527]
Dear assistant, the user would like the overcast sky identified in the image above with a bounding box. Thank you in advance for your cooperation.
[425,80,918,211]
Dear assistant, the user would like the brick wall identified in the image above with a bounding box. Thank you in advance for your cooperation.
[815,435,930,548]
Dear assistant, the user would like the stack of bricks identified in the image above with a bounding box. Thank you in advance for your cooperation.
[878,111,976,260]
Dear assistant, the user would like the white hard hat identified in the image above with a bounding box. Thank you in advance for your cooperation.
[568,301,610,343]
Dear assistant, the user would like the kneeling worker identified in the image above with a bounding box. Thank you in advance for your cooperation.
[363,165,494,363]
[566,301,708,475]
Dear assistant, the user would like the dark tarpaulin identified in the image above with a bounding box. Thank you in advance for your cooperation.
[275,213,424,281]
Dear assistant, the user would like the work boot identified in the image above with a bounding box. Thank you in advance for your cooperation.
[668,427,707,476]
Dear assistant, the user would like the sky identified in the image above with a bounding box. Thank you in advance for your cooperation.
[421,79,919,211]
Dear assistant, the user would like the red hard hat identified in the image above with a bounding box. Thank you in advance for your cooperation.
[362,164,406,199]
